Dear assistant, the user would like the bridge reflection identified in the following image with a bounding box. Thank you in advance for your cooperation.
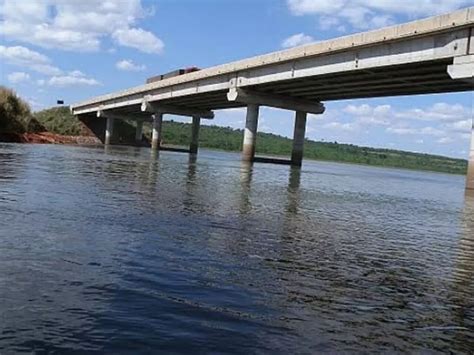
[452,191,474,287]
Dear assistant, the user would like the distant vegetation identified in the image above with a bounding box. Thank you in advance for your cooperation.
[0,87,467,175]
[156,121,468,175]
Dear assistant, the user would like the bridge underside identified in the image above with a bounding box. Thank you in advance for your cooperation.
[78,59,472,119]
[161,60,472,110]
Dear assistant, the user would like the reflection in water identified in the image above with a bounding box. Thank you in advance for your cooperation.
[455,191,474,286]
[0,144,473,353]
[187,154,197,183]
[147,151,160,187]
[150,147,159,160]
[182,154,198,215]
[446,192,474,349]
[286,166,301,215]
[239,161,253,215]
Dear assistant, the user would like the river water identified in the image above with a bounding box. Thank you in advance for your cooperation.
[0,143,473,353]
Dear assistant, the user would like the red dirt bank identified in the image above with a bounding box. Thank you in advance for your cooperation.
[0,132,100,145]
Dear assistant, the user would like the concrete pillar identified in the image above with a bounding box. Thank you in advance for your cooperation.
[242,104,260,162]
[467,120,474,190]
[135,120,144,144]
[151,113,163,151]
[291,111,307,167]
[105,116,114,145]
[190,116,201,154]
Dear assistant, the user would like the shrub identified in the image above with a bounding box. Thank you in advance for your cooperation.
[0,86,31,133]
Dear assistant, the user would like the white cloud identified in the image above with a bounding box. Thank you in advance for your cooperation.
[7,71,30,84]
[42,71,100,88]
[0,0,164,53]
[287,0,474,30]
[396,103,469,122]
[112,27,164,54]
[386,127,418,135]
[320,101,472,153]
[437,137,454,144]
[281,33,315,48]
[116,59,146,72]
[446,119,473,133]
[323,121,358,131]
[385,125,444,137]
[1,45,100,88]
[0,45,62,75]
[340,102,472,140]
[343,104,391,126]
[419,126,444,137]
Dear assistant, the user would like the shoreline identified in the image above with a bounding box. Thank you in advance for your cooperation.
[0,132,100,145]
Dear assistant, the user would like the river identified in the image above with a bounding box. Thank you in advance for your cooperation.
[0,143,473,353]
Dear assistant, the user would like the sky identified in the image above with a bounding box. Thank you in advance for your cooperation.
[0,0,473,158]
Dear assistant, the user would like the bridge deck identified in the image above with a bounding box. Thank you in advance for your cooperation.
[71,7,473,117]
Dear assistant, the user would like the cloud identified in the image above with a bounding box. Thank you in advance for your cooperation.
[446,119,473,133]
[40,71,100,87]
[286,0,474,30]
[281,33,314,48]
[0,45,62,75]
[318,101,472,154]
[437,137,454,144]
[378,102,472,144]
[343,104,391,126]
[396,103,469,122]
[112,28,164,54]
[386,127,418,135]
[323,121,358,131]
[7,71,30,84]
[339,102,472,138]
[116,59,146,71]
[385,126,444,137]
[0,0,164,53]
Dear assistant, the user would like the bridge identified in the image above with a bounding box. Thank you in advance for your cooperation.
[71,7,474,189]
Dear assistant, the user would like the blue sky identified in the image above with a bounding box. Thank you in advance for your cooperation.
[0,0,473,158]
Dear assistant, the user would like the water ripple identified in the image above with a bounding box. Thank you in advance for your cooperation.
[0,144,472,353]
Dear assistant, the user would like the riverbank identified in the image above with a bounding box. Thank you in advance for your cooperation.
[0,132,100,145]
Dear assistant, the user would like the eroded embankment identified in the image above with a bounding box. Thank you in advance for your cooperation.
[0,132,100,145]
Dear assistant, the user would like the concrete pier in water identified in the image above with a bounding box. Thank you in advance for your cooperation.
[291,111,307,167]
[190,116,201,154]
[242,104,260,162]
[135,120,144,144]
[105,117,114,145]
[151,114,163,151]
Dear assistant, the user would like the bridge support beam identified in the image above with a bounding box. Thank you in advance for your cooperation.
[228,88,325,115]
[190,116,201,154]
[242,104,260,162]
[105,116,114,145]
[291,111,307,167]
[151,114,163,151]
[448,55,474,84]
[135,120,144,144]
[467,120,474,190]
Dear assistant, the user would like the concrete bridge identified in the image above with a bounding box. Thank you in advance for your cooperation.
[71,7,474,189]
